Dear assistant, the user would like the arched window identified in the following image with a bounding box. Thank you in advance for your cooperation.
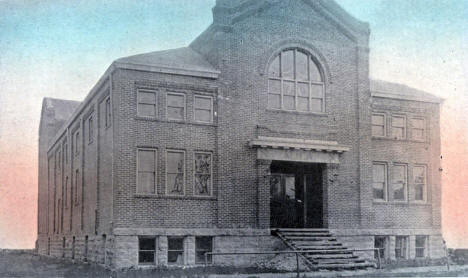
[268,49,324,112]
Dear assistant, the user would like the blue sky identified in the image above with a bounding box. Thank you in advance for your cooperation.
[0,0,467,248]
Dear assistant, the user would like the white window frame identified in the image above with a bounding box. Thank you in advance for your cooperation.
[165,149,186,196]
[391,115,407,140]
[193,95,214,123]
[415,235,429,258]
[267,48,325,113]
[395,236,409,259]
[411,117,426,141]
[372,113,387,137]
[136,148,158,195]
[413,165,427,202]
[392,163,408,202]
[137,89,158,118]
[193,151,213,197]
[372,162,388,202]
[166,92,186,121]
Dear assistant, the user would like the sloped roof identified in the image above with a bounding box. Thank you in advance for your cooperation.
[114,47,220,79]
[370,80,443,103]
[43,97,81,122]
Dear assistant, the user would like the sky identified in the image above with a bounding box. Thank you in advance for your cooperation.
[0,0,467,249]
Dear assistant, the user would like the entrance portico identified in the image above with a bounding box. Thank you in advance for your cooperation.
[249,136,349,229]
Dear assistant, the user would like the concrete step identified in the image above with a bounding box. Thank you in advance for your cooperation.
[289,240,342,246]
[282,236,337,241]
[275,228,331,232]
[297,249,354,255]
[295,245,348,250]
[312,258,366,264]
[280,232,332,237]
[306,253,357,259]
[309,262,375,270]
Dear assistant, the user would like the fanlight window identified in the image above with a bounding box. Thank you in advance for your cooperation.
[268,49,324,112]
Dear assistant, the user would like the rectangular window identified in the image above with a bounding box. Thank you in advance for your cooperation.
[56,150,61,170]
[374,236,387,259]
[415,236,428,258]
[412,118,425,141]
[194,152,212,196]
[372,163,387,201]
[105,97,111,127]
[64,141,68,164]
[65,176,69,208]
[167,93,185,121]
[167,237,184,265]
[137,149,157,195]
[138,237,156,264]
[392,164,407,201]
[372,114,386,137]
[194,95,213,123]
[166,150,185,195]
[88,116,94,144]
[137,89,157,117]
[391,115,406,139]
[395,236,408,259]
[195,237,213,264]
[413,165,427,201]
[75,131,80,156]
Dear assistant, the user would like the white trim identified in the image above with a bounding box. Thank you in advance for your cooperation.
[391,163,408,202]
[166,92,186,122]
[412,164,428,203]
[137,89,158,118]
[193,151,213,197]
[165,149,186,196]
[114,61,220,79]
[136,148,158,196]
[193,95,214,123]
[371,91,442,104]
[371,112,387,138]
[391,114,407,140]
[372,162,388,202]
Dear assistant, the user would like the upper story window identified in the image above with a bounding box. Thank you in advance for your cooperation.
[137,89,158,118]
[372,163,387,201]
[372,113,386,137]
[166,150,185,196]
[194,95,213,123]
[413,165,427,201]
[74,130,80,156]
[411,117,425,141]
[392,164,407,201]
[268,49,324,113]
[391,115,406,140]
[137,148,157,195]
[88,115,94,144]
[167,93,186,121]
[105,97,111,128]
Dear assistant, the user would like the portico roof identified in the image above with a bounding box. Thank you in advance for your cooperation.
[249,136,349,164]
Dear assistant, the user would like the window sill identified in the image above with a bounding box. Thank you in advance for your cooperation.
[373,201,431,206]
[134,194,217,201]
[266,109,327,117]
[134,117,217,127]
[135,116,159,122]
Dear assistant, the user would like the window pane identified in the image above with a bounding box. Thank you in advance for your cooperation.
[413,167,426,183]
[373,184,384,200]
[195,109,211,122]
[415,184,424,200]
[393,116,405,127]
[310,99,322,112]
[195,237,213,264]
[374,237,386,259]
[373,164,385,183]
[297,82,309,97]
[415,236,426,247]
[167,107,184,120]
[195,174,211,196]
[392,127,404,139]
[270,175,282,199]
[310,84,323,98]
[168,238,184,250]
[393,165,406,200]
[284,176,295,199]
[139,238,155,250]
[297,97,309,112]
[283,81,295,110]
[167,174,184,195]
[268,79,281,109]
[168,251,184,264]
[167,94,184,107]
[281,50,294,79]
[283,81,295,96]
[139,104,156,117]
[195,97,211,110]
[372,126,385,137]
[296,51,309,81]
[139,251,155,263]
[195,153,211,174]
[167,152,184,173]
[138,150,155,172]
[138,172,155,194]
[372,114,384,125]
[268,55,280,78]
[310,59,322,82]
[138,91,156,104]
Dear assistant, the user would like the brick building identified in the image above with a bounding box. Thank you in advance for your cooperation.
[37,0,445,270]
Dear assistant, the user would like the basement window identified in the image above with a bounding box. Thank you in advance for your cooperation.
[138,237,156,264]
[395,236,408,259]
[168,237,184,265]
[374,236,387,259]
[415,236,428,258]
[195,237,213,264]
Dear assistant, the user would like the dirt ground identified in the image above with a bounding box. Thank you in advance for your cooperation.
[2,250,468,278]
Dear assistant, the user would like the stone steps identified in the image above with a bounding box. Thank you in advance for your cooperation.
[274,228,375,271]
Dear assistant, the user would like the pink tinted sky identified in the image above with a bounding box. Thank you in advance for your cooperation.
[0,0,467,249]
